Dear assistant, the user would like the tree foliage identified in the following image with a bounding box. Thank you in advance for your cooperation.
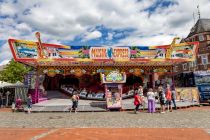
[0,59,32,83]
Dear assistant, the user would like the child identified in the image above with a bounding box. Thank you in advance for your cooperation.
[27,94,32,114]
[12,102,15,112]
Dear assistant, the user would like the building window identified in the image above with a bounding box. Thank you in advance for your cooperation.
[207,35,210,40]
[208,45,210,50]
[182,63,187,70]
[189,62,193,68]
[193,60,197,67]
[198,35,205,41]
[201,55,208,65]
[53,53,57,56]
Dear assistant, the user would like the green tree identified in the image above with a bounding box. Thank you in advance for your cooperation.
[0,59,32,83]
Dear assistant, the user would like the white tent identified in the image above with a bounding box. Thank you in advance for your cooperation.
[0,81,29,105]
[0,81,13,88]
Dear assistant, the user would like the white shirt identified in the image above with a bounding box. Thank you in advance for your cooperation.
[147,92,155,100]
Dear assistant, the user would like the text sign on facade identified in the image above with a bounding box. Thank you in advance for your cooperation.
[112,47,130,60]
[90,47,109,59]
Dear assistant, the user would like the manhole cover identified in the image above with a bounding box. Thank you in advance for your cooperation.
[49,116,63,119]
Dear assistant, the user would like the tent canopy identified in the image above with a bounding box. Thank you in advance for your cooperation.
[0,81,28,88]
[0,81,13,88]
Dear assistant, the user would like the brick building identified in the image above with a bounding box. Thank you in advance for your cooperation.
[174,19,210,87]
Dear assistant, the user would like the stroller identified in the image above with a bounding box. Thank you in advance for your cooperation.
[13,98,24,112]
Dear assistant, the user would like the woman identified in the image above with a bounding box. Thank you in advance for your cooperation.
[134,89,142,114]
[70,91,79,113]
[158,86,166,113]
[147,88,155,113]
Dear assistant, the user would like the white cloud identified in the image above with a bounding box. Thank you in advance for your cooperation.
[107,33,113,40]
[16,23,32,33]
[83,30,102,41]
[0,42,12,63]
[0,0,210,64]
[0,59,10,66]
[117,34,175,46]
[0,1,17,17]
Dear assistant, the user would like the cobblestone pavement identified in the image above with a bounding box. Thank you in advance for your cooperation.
[0,106,210,128]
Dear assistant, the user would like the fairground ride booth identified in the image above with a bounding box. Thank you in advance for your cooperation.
[101,71,126,110]
[8,33,199,105]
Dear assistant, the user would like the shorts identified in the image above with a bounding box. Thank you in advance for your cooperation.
[27,104,32,109]
[72,101,78,109]
[160,100,165,105]
[166,100,172,106]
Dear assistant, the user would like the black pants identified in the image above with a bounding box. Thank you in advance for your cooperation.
[135,104,140,111]
[172,99,177,109]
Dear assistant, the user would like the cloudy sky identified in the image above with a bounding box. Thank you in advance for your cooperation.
[0,0,210,65]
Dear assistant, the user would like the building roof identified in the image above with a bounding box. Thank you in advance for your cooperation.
[187,19,210,37]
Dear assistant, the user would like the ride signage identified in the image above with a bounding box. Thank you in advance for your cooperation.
[90,47,130,60]
[90,47,109,59]
[112,47,130,60]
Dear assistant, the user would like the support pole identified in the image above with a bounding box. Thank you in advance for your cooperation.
[35,67,39,103]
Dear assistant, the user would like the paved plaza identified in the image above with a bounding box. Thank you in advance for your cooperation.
[0,106,210,139]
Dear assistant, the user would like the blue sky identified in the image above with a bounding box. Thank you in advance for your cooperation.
[0,0,210,65]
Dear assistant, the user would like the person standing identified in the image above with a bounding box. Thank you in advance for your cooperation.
[70,91,79,113]
[133,90,141,114]
[158,86,166,113]
[27,94,32,114]
[147,88,156,113]
[138,86,144,96]
[165,86,172,112]
[171,87,177,110]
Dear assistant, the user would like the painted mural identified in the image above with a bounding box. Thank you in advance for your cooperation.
[8,39,199,66]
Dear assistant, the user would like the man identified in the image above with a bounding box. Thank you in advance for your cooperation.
[165,85,172,112]
[171,87,177,110]
[158,86,166,113]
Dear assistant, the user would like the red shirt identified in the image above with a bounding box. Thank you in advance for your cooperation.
[134,95,140,105]
[166,89,172,100]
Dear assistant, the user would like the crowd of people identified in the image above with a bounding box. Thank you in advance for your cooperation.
[133,85,177,114]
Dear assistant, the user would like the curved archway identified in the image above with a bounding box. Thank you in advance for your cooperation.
[126,74,143,86]
[60,74,79,88]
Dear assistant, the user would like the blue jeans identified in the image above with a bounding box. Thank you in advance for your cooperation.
[172,99,177,109]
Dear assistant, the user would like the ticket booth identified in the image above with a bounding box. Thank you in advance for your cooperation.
[101,71,126,110]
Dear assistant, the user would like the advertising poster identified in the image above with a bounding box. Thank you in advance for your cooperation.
[176,87,199,102]
[106,91,121,109]
[194,71,210,102]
